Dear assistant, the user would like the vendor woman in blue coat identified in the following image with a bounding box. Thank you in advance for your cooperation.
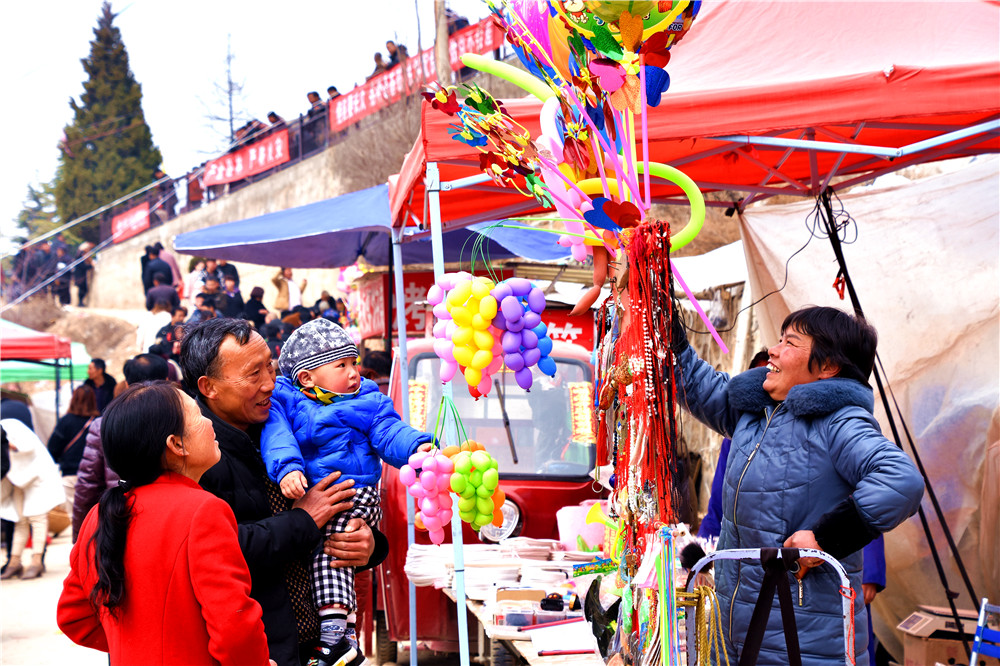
[673,306,923,666]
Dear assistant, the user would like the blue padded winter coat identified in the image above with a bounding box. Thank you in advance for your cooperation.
[262,376,434,488]
[677,346,923,666]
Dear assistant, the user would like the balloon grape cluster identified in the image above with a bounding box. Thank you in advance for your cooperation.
[400,441,506,542]
[400,449,455,545]
[444,440,506,532]
[491,277,556,389]
[428,272,556,397]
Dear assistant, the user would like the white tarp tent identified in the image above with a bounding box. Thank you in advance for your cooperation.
[739,156,999,656]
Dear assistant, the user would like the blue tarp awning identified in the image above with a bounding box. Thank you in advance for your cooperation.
[173,184,569,268]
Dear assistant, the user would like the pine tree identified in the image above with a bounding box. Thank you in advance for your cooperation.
[54,1,162,243]
[13,181,79,245]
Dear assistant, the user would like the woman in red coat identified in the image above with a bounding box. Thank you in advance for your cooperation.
[57,381,274,666]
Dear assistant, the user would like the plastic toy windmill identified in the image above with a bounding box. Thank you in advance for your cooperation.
[424,1,727,351]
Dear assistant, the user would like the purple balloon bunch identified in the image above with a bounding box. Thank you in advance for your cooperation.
[490,277,557,390]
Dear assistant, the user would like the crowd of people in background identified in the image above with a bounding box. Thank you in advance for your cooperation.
[6,234,95,306]
[135,251,361,390]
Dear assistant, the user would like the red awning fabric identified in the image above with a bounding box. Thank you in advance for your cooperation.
[0,319,72,361]
[390,1,1000,230]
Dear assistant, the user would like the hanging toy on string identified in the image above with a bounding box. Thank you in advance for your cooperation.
[442,440,507,531]
[399,449,456,545]
[489,277,557,390]
[427,271,504,397]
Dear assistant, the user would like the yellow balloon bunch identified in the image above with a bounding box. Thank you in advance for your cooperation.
[445,275,503,395]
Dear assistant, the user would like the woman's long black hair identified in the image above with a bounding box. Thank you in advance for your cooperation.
[89,381,184,617]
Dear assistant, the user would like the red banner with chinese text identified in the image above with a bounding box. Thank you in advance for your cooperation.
[447,18,504,70]
[356,272,595,351]
[111,201,149,244]
[330,18,503,133]
[202,129,289,186]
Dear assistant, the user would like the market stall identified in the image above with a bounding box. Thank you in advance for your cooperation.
[0,319,81,415]
[383,1,999,664]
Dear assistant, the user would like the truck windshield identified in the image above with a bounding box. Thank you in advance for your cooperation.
[407,353,596,480]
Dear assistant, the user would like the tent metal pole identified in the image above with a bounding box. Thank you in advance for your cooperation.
[439,171,493,191]
[895,119,1000,157]
[713,118,1000,159]
[713,134,901,158]
[54,359,61,416]
[427,161,471,666]
[391,228,419,665]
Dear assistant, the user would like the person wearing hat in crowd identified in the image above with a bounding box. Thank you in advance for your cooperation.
[261,318,435,666]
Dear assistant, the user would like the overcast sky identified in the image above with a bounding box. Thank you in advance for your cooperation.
[0,0,489,248]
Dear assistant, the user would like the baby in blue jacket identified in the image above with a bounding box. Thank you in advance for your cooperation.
[262,317,434,666]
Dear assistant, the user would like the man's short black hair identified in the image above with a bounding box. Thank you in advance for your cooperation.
[153,272,169,285]
[179,318,255,396]
[780,306,878,384]
[200,295,216,310]
[294,305,313,323]
[174,306,188,317]
[327,86,338,93]
[91,358,107,372]
[123,353,169,383]
[362,351,391,378]
[205,275,220,283]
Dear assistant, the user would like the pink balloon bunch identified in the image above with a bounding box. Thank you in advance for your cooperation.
[399,449,455,545]
[489,278,556,390]
[427,272,504,398]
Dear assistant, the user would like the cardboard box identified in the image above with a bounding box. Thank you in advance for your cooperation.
[496,588,546,602]
[897,605,999,666]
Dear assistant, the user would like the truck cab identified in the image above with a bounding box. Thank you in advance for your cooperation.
[376,337,602,657]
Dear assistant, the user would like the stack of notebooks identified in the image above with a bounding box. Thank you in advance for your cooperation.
[403,538,603,600]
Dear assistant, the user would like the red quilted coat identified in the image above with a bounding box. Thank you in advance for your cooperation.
[58,472,270,665]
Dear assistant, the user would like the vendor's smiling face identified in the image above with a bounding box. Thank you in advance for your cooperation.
[200,332,276,430]
[762,326,837,401]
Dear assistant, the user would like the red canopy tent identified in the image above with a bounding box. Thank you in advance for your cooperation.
[1,319,74,413]
[390,0,999,230]
[0,320,72,362]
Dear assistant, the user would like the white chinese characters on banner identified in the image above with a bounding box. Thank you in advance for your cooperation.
[330,18,503,132]
[203,129,289,186]
[357,278,387,339]
[544,321,585,345]
[111,202,150,244]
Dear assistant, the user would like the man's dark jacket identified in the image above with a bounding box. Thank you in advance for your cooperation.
[142,257,172,293]
[196,399,387,666]
[83,376,117,414]
[145,284,180,311]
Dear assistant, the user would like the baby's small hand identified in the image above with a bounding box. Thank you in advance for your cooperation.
[280,471,308,499]
[417,442,435,453]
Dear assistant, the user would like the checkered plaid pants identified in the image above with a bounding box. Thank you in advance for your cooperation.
[311,484,382,611]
